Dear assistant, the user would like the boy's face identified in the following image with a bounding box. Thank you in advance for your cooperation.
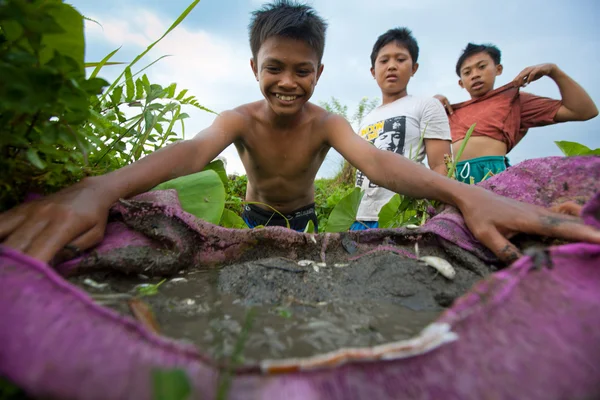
[371,41,418,97]
[251,36,324,117]
[458,52,503,99]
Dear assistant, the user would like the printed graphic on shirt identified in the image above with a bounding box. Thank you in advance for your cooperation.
[356,116,407,188]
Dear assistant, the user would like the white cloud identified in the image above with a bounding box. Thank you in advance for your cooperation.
[85,9,258,175]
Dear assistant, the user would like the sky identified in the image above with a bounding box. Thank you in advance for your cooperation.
[70,0,600,178]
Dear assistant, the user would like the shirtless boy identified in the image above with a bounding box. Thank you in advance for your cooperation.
[0,1,599,265]
[435,43,598,183]
[351,28,451,230]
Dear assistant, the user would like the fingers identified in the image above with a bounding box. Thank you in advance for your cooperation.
[25,219,101,263]
[475,227,523,264]
[434,95,453,115]
[549,201,583,217]
[50,224,106,265]
[2,215,50,253]
[0,207,27,240]
[535,212,600,245]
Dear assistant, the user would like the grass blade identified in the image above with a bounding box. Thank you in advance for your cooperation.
[99,0,202,103]
[447,123,476,179]
[89,46,121,78]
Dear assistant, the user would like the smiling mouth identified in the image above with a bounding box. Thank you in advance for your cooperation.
[275,93,299,101]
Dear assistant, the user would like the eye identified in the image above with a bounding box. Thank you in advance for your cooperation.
[397,58,407,63]
[265,66,280,73]
[297,69,311,76]
[479,64,486,69]
[379,58,388,64]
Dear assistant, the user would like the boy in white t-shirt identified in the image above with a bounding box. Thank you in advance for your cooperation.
[351,28,452,230]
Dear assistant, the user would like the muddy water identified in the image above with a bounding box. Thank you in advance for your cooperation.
[70,249,491,365]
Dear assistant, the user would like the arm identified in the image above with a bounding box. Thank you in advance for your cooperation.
[425,139,451,175]
[325,114,600,263]
[512,64,598,122]
[0,110,245,262]
[421,98,452,175]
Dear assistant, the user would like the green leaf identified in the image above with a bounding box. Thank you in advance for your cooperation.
[40,3,85,74]
[136,279,166,297]
[153,170,226,225]
[377,193,401,228]
[203,159,228,186]
[554,141,600,157]
[124,67,134,102]
[89,47,121,78]
[26,148,46,169]
[152,369,191,400]
[448,123,476,178]
[165,83,177,98]
[220,209,247,229]
[303,219,315,233]
[135,78,144,100]
[325,187,364,232]
[175,89,188,101]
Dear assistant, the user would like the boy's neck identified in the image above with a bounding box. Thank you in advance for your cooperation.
[381,89,409,106]
[264,102,305,128]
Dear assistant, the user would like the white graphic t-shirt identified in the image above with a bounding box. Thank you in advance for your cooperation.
[355,95,451,221]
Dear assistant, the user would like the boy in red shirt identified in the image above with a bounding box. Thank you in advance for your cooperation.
[435,43,598,183]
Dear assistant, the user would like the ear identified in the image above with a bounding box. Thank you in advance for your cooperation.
[316,63,325,82]
[495,63,503,76]
[458,79,464,89]
[250,58,258,81]
[370,67,375,79]
[411,62,419,76]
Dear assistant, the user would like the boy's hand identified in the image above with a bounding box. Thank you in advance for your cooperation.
[512,63,557,88]
[0,179,113,263]
[457,186,600,263]
[434,95,453,114]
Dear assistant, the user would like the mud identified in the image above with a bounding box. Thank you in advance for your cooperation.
[70,237,495,364]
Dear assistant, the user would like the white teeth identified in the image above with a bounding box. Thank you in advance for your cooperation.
[276,94,297,101]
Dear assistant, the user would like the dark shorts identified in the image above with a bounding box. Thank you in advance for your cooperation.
[242,203,318,233]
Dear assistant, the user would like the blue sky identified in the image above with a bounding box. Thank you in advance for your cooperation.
[70,0,600,177]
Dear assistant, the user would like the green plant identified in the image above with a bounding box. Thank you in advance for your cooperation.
[555,140,600,157]
[0,0,214,212]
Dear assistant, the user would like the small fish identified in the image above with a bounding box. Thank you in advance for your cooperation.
[315,262,326,268]
[405,224,419,230]
[298,260,315,267]
[333,263,349,268]
[420,256,456,280]
[313,265,320,273]
[83,278,108,290]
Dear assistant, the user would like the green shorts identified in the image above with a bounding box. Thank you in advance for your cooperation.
[455,156,510,184]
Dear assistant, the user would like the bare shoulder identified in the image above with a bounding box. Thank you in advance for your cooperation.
[307,102,350,131]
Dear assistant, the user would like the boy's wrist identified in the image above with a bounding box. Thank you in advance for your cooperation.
[548,64,562,79]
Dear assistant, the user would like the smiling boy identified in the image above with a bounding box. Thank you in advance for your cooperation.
[351,28,451,230]
[1,1,599,265]
[435,43,598,183]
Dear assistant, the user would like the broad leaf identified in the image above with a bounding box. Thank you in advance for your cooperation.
[325,187,364,232]
[203,159,228,186]
[152,369,191,400]
[153,170,225,225]
[40,2,85,73]
[555,141,600,157]
[220,209,247,229]
[303,219,315,233]
[377,193,401,228]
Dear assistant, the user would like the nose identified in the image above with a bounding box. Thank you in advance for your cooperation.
[387,62,397,71]
[278,71,297,90]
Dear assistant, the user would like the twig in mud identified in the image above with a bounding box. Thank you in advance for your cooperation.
[255,263,307,274]
[216,308,256,400]
[128,298,161,334]
[320,233,330,263]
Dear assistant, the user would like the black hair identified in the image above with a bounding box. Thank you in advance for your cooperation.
[370,27,419,68]
[248,0,328,63]
[455,43,501,76]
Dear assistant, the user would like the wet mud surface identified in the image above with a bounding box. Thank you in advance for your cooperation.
[70,240,496,364]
